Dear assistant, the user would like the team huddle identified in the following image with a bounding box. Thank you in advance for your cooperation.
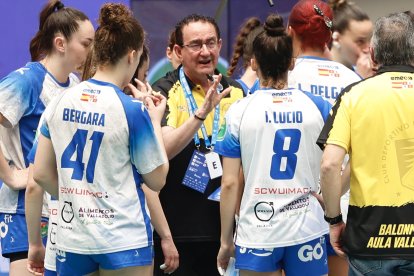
[0,0,413,276]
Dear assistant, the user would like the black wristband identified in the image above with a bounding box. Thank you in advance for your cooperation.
[194,114,206,121]
[324,213,343,225]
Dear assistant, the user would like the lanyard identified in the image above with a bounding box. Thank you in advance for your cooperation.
[179,67,220,149]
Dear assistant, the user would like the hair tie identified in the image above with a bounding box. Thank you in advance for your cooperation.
[313,4,333,30]
[55,2,65,12]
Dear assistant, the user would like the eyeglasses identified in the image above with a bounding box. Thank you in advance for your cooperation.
[181,40,218,52]
[313,4,333,30]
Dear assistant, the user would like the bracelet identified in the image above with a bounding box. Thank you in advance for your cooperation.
[324,213,343,225]
[194,113,206,121]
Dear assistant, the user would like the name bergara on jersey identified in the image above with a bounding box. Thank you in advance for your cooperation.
[62,108,105,126]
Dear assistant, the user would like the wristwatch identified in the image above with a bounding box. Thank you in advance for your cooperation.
[324,213,343,225]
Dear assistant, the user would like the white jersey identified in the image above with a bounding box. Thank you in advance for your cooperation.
[289,56,359,222]
[215,88,331,248]
[289,56,361,104]
[0,62,78,214]
[40,79,167,254]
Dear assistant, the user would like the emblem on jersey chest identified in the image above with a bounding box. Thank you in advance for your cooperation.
[80,88,101,102]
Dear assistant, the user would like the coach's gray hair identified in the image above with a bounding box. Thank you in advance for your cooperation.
[371,12,414,66]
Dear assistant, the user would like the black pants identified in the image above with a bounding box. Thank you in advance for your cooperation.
[154,240,221,276]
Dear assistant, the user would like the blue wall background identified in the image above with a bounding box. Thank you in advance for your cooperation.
[0,0,129,78]
[0,0,297,80]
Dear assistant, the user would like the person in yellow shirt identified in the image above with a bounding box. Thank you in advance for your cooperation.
[319,12,414,275]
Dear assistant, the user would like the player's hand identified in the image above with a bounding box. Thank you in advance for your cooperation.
[329,221,347,258]
[128,79,161,106]
[160,236,179,274]
[356,51,376,79]
[145,92,167,125]
[6,167,29,190]
[217,242,234,275]
[27,243,45,275]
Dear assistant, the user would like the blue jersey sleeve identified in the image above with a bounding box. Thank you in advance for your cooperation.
[40,119,51,139]
[214,111,241,158]
[118,94,166,174]
[302,91,332,121]
[0,64,44,126]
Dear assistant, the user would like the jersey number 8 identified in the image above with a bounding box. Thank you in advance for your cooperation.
[270,129,301,180]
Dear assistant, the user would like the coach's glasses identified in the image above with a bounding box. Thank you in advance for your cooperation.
[181,39,218,52]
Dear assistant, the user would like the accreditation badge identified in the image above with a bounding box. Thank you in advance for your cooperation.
[182,150,210,193]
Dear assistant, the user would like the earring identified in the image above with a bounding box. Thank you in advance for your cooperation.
[332,32,340,49]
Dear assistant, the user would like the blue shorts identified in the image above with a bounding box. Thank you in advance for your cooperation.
[44,268,57,276]
[56,246,153,276]
[0,213,48,257]
[235,236,328,276]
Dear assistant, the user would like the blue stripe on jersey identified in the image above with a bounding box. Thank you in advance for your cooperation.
[46,71,71,87]
[214,125,241,158]
[19,115,42,167]
[250,79,260,94]
[87,78,119,91]
[236,79,249,96]
[127,105,157,169]
[115,94,158,174]
[40,120,51,139]
[132,166,152,245]
[236,79,261,95]
[27,140,37,164]
[302,91,332,122]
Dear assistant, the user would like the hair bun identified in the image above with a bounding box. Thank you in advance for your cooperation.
[264,14,286,36]
[99,3,132,29]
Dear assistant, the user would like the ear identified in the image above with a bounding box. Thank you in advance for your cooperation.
[166,47,172,61]
[288,27,302,57]
[54,35,65,54]
[128,49,138,65]
[250,57,258,72]
[217,38,222,51]
[174,44,183,62]
[369,46,376,64]
[332,31,341,49]
[287,26,293,36]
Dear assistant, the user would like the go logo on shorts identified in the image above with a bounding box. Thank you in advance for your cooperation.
[298,243,324,262]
